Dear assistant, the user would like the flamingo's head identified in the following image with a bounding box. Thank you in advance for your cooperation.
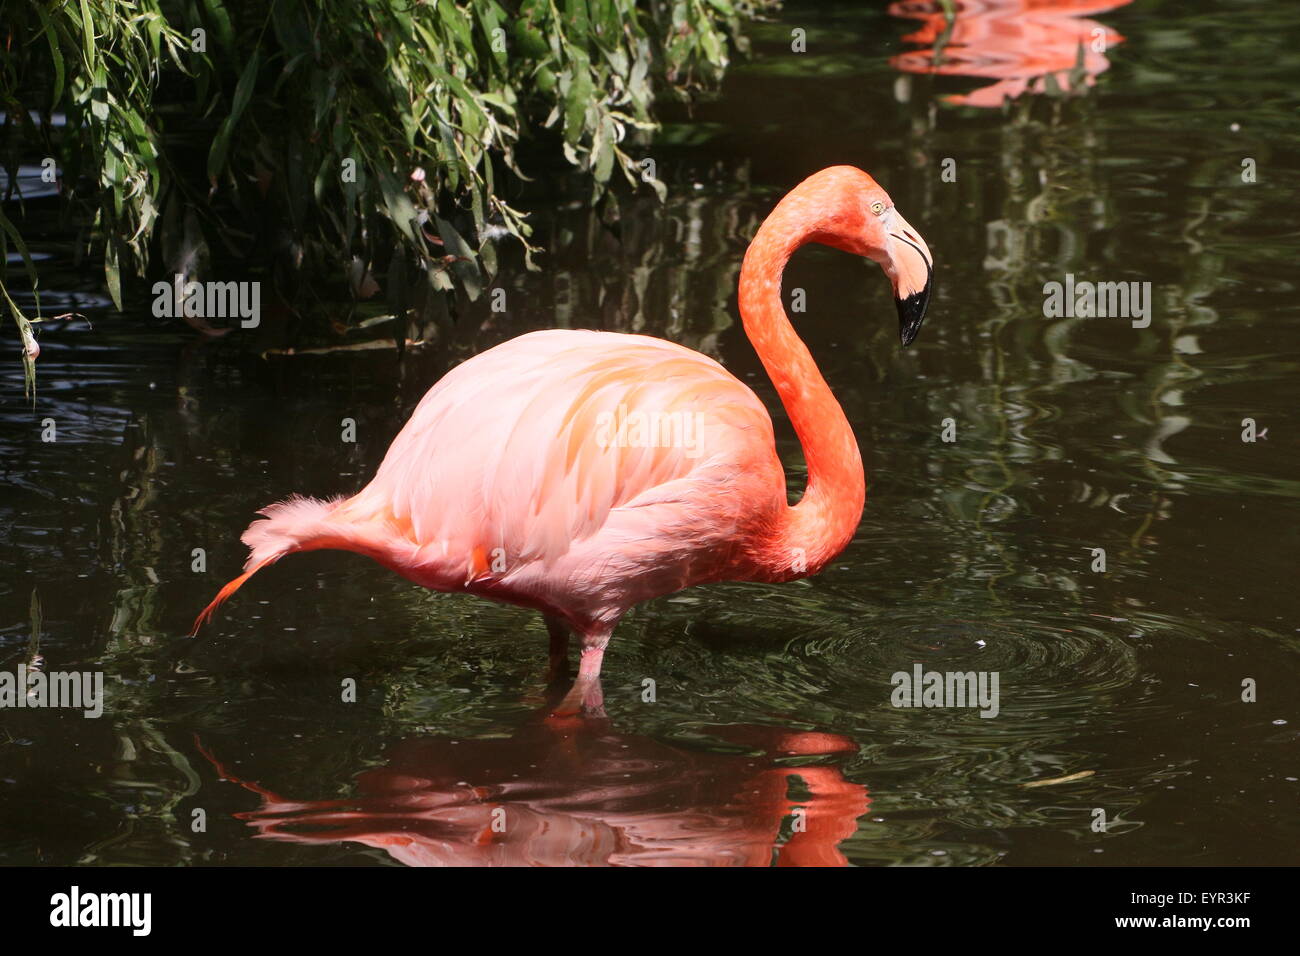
[804,166,935,346]
[876,199,933,347]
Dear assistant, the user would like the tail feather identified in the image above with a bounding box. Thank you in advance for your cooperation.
[189,562,273,637]
[190,495,345,636]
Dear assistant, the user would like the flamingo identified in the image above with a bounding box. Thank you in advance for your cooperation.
[192,165,934,714]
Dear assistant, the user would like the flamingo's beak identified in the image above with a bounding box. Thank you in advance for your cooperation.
[886,210,933,347]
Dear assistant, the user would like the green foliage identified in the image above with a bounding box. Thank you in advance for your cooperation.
[2,0,191,393]
[0,0,777,386]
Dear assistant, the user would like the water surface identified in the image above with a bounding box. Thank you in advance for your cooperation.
[1,0,1297,865]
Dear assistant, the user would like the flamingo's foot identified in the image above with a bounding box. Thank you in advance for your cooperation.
[550,676,605,718]
[544,625,609,718]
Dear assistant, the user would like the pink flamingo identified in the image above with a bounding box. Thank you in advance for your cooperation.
[192,166,934,714]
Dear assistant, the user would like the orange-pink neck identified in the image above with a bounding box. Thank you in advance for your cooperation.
[739,196,866,580]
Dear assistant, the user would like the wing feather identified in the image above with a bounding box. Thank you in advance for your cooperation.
[348,329,774,576]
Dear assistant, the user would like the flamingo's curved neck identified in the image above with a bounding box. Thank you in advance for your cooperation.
[738,202,866,579]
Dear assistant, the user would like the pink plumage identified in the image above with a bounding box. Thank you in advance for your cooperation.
[193,166,934,714]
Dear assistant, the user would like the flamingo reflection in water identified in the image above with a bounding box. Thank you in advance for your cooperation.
[197,724,870,867]
[889,0,1131,108]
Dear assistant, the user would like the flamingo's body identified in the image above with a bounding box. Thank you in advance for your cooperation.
[194,166,934,713]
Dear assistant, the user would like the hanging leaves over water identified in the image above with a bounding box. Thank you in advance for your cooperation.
[0,0,778,383]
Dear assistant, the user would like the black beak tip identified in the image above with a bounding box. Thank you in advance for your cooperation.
[896,283,932,348]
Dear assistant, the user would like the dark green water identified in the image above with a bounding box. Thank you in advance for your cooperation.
[1,0,1297,865]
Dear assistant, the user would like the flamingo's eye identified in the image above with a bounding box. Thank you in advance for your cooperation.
[870,201,886,216]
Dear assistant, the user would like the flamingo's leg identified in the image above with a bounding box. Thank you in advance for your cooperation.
[544,614,571,682]
[552,624,612,717]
